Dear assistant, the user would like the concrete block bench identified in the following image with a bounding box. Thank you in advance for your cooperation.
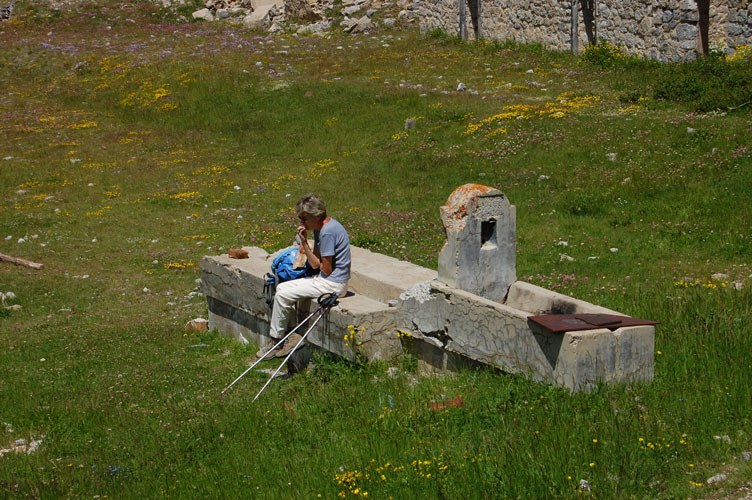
[200,245,437,362]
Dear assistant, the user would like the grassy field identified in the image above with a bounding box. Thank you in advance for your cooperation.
[1,1,752,498]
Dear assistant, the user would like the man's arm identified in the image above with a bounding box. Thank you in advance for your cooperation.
[320,255,333,276]
[300,245,330,274]
[298,236,321,269]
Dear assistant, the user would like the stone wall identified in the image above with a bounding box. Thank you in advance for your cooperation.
[415,0,752,62]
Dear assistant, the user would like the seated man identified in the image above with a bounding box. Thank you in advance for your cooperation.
[259,193,351,358]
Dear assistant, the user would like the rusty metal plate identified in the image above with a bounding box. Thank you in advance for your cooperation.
[527,313,659,334]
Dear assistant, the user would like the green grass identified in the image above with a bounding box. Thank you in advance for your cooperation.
[1,1,752,498]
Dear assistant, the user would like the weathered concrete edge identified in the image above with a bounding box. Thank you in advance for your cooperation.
[396,279,654,391]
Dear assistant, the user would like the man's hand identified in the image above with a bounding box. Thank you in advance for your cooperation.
[297,224,307,241]
[296,224,320,269]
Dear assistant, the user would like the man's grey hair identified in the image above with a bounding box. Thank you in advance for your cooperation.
[295,193,327,220]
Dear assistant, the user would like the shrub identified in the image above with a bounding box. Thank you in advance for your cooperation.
[727,44,752,64]
[653,50,752,111]
[579,40,633,68]
[427,28,462,45]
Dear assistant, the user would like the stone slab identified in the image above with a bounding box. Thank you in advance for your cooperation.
[200,246,410,362]
[348,246,437,302]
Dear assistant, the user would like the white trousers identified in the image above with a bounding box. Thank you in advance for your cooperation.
[269,276,347,339]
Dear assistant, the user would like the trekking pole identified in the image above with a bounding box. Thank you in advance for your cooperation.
[252,292,339,403]
[219,306,321,396]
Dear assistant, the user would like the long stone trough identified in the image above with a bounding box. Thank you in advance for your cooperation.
[200,250,654,392]
[200,184,655,391]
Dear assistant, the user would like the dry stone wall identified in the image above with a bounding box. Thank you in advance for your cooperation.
[414,0,752,62]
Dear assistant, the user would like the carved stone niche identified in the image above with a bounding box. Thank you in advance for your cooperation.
[437,183,516,302]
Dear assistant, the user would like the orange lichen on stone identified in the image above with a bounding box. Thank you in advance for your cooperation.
[440,183,501,231]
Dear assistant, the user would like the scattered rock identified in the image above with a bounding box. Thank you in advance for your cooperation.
[711,272,729,280]
[342,5,361,16]
[610,247,619,253]
[557,241,569,247]
[742,451,751,462]
[538,174,550,181]
[0,437,44,457]
[404,118,416,130]
[559,254,574,262]
[714,434,732,445]
[341,16,357,30]
[456,82,466,91]
[228,7,248,16]
[346,15,372,33]
[295,17,331,34]
[382,17,396,26]
[185,318,209,333]
[192,8,215,21]
[706,472,727,485]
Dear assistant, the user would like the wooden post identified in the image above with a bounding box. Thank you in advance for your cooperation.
[571,0,579,53]
[459,0,467,41]
[477,0,482,39]
[593,0,597,45]
[0,252,43,270]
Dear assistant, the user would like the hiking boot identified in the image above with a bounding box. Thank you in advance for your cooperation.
[255,339,282,360]
[273,333,303,358]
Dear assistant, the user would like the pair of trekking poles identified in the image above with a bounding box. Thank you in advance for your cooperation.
[220,292,340,402]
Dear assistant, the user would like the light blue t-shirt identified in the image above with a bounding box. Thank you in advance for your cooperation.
[314,218,351,283]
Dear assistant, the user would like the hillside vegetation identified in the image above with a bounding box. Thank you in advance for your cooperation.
[1,1,751,498]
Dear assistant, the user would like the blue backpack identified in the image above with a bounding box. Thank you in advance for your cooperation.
[271,247,308,283]
[263,247,314,312]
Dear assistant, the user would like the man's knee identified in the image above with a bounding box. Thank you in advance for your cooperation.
[275,280,307,304]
